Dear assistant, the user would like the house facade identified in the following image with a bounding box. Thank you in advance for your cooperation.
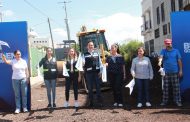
[141,0,190,55]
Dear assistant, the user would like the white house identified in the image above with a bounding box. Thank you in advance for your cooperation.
[141,0,190,55]
[30,37,51,48]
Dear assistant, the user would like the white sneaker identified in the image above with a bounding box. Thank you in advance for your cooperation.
[64,101,69,108]
[74,101,79,107]
[146,102,151,107]
[137,103,143,108]
[176,102,182,107]
[14,109,20,114]
[23,108,28,112]
[118,104,123,107]
[113,103,118,107]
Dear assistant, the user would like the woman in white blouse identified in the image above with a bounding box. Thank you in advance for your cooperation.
[2,50,29,114]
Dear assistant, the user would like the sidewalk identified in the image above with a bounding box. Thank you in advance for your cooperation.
[30,76,44,87]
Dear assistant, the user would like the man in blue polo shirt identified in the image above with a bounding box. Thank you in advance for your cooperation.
[158,38,183,107]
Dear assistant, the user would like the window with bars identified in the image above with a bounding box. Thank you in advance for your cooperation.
[163,24,167,35]
[161,2,165,22]
[178,0,183,10]
[171,0,176,12]
[168,23,170,34]
[149,39,154,54]
[156,7,160,25]
[155,28,160,38]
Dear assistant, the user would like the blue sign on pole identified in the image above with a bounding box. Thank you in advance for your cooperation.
[171,12,190,101]
[0,21,30,111]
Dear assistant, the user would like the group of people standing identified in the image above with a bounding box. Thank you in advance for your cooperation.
[131,38,182,108]
[1,38,183,114]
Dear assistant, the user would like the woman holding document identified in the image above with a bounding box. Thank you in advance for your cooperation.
[63,48,81,108]
[39,47,57,108]
[130,47,153,108]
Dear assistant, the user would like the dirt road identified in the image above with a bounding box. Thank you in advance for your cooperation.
[1,80,190,122]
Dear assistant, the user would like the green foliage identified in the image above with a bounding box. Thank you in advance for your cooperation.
[71,43,80,52]
[30,47,46,76]
[119,40,143,62]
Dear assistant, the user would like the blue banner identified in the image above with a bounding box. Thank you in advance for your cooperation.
[171,12,190,99]
[0,21,30,111]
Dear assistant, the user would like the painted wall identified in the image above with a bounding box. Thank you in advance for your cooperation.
[0,21,30,111]
[171,12,190,101]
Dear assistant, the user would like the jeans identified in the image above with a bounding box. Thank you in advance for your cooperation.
[65,73,78,101]
[85,72,101,103]
[135,78,150,103]
[108,72,123,104]
[44,79,56,104]
[12,79,28,109]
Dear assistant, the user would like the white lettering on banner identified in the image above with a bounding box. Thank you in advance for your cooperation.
[184,43,190,53]
[0,52,14,63]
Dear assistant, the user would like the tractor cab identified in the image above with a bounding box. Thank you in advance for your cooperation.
[77,28,109,54]
[77,27,110,92]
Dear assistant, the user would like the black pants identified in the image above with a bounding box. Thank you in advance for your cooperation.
[108,72,123,104]
[65,72,78,101]
[85,71,102,103]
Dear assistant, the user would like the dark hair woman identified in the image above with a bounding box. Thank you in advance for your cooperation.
[2,50,29,113]
[39,47,57,108]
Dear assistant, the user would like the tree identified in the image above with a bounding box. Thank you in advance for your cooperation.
[71,43,80,53]
[119,40,143,62]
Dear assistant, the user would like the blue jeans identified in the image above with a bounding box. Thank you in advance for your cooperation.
[12,79,28,109]
[44,79,56,104]
[85,72,101,103]
[135,78,150,103]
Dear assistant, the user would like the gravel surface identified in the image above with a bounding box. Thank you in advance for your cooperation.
[1,80,190,122]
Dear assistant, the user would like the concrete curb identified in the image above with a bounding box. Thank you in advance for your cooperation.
[30,76,44,88]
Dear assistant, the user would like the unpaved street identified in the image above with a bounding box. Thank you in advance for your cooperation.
[1,80,190,122]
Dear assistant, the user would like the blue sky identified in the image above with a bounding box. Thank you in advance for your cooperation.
[1,0,142,45]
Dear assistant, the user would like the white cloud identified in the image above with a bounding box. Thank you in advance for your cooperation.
[3,10,14,17]
[87,10,105,18]
[52,28,67,43]
[53,28,67,37]
[86,13,143,45]
[28,30,39,37]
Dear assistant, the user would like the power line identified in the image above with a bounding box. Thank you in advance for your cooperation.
[32,21,47,27]
[23,0,48,18]
[23,0,65,28]
[36,32,50,35]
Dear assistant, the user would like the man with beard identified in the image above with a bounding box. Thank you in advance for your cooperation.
[158,38,183,107]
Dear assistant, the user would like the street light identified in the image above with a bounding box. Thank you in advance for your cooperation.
[58,1,71,46]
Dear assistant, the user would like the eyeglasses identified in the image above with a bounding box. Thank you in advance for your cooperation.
[16,53,21,55]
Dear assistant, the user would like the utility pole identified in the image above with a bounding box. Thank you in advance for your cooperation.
[47,18,56,57]
[0,1,3,22]
[58,1,71,47]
